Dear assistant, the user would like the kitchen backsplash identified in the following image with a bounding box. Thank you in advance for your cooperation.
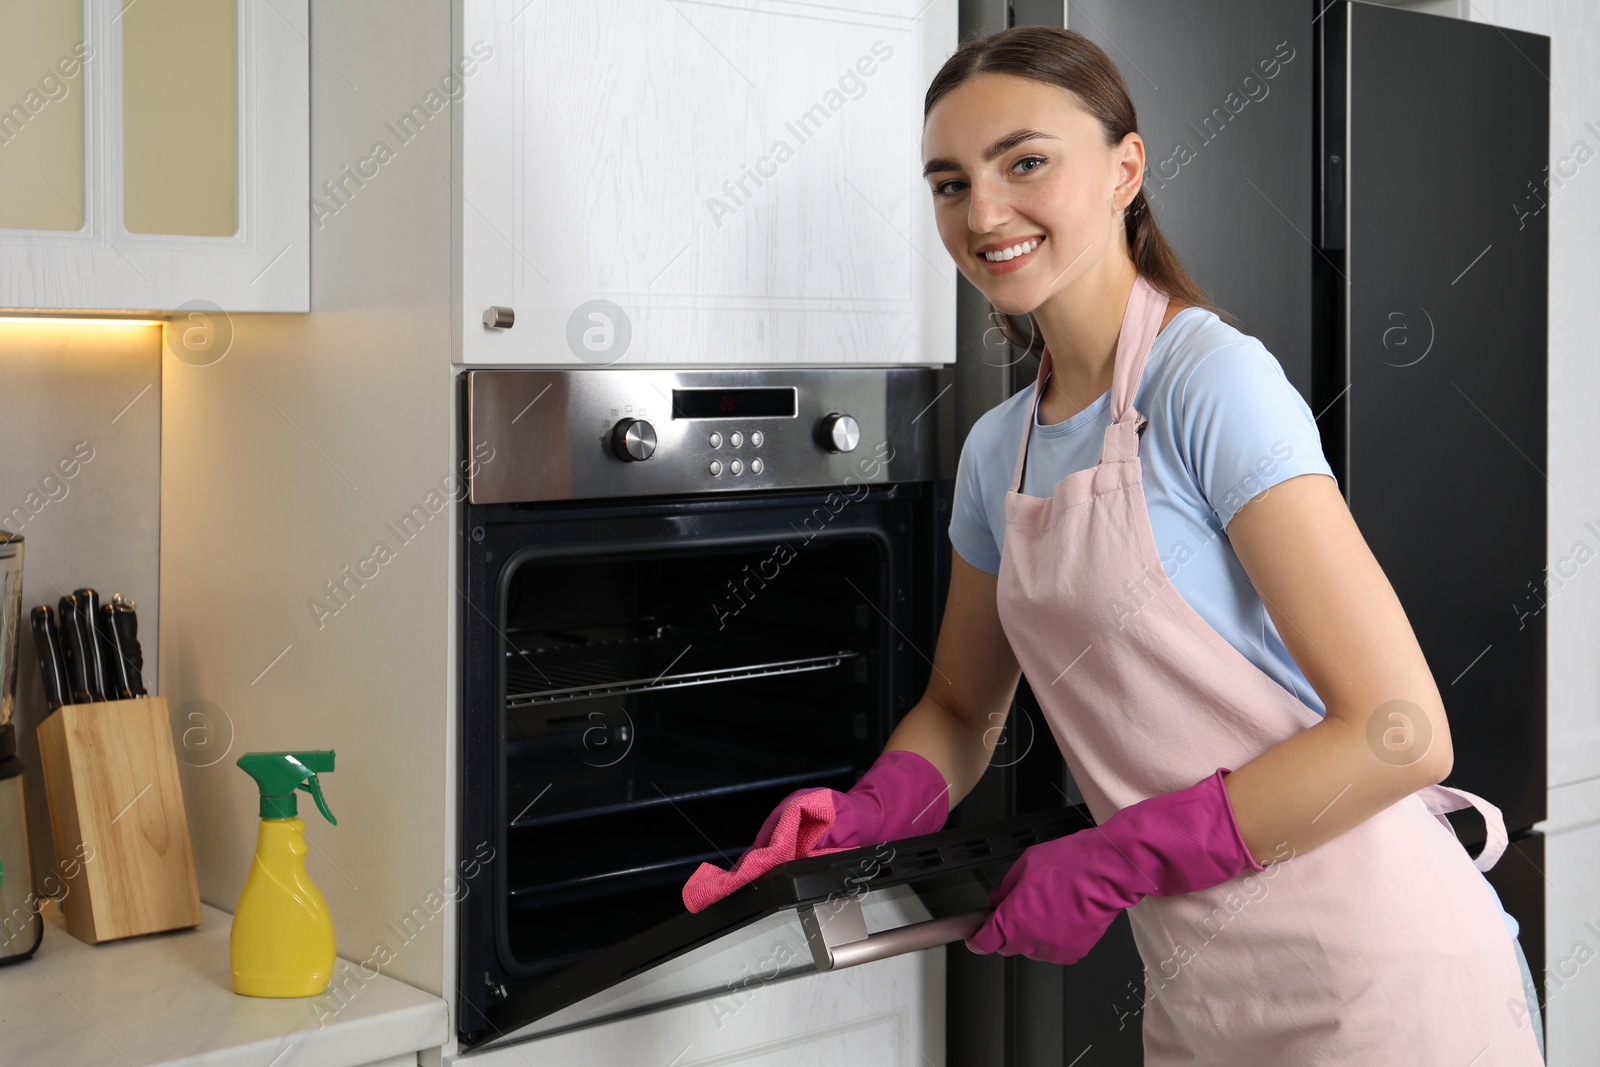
[0,320,161,894]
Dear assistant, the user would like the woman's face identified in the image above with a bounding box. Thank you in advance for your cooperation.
[922,73,1140,316]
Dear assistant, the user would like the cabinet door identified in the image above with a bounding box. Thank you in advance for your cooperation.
[444,948,943,1067]
[0,0,308,313]
[456,0,956,365]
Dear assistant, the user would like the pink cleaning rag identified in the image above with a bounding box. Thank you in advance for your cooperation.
[681,790,854,913]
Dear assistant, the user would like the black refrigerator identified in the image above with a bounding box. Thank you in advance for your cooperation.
[940,2,1551,1063]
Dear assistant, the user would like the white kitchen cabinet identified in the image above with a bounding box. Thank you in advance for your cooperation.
[442,947,943,1067]
[1538,775,1600,1066]
[0,0,308,313]
[453,0,957,366]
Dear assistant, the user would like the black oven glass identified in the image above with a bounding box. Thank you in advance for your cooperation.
[498,536,886,974]
[670,387,797,419]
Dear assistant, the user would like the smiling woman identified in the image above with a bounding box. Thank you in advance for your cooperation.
[919,58,1227,375]
[905,25,1541,1067]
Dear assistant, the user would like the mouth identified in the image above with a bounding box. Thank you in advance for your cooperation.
[977,235,1044,274]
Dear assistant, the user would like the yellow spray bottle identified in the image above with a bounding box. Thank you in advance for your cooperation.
[231,750,338,997]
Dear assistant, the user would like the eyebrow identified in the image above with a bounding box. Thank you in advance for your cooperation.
[922,128,1061,179]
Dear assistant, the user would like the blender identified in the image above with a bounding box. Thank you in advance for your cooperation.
[0,529,42,964]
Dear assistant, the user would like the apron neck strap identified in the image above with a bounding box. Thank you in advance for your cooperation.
[1010,275,1171,494]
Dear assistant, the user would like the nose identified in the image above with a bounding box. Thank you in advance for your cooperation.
[965,175,1012,244]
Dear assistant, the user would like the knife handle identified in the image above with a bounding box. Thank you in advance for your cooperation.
[96,603,132,700]
[57,594,92,704]
[107,594,147,697]
[108,598,145,697]
[70,588,106,702]
[72,588,109,702]
[30,605,69,712]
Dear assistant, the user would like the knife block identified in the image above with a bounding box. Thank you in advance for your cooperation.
[35,695,203,944]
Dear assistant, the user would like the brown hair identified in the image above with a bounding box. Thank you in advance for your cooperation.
[924,26,1239,355]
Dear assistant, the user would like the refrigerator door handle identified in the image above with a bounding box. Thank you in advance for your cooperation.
[799,898,994,971]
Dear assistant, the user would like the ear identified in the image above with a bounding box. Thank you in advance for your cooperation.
[1110,131,1146,212]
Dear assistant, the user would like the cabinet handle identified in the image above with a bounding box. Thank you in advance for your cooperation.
[482,306,515,329]
[798,898,993,971]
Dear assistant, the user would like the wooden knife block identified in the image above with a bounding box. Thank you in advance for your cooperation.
[36,695,203,944]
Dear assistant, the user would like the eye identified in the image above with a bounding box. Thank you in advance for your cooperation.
[1013,155,1046,174]
[930,178,967,199]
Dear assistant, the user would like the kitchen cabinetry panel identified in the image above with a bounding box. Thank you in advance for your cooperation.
[122,0,238,237]
[443,948,942,1066]
[1537,775,1600,1064]
[0,0,308,313]
[455,0,956,365]
[0,6,87,232]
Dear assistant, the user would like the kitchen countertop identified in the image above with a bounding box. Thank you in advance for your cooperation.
[0,900,447,1066]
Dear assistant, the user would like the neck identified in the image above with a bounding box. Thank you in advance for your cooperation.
[1030,252,1138,418]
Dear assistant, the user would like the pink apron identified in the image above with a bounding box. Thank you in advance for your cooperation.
[994,274,1543,1064]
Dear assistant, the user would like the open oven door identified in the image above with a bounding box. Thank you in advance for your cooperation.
[462,806,1088,1053]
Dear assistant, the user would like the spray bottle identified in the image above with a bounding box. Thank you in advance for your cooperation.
[231,750,337,997]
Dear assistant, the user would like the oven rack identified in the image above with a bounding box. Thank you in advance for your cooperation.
[504,729,856,829]
[508,846,726,901]
[503,621,860,708]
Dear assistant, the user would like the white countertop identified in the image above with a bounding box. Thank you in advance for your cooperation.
[0,900,448,1067]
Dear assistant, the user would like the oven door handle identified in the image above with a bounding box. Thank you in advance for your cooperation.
[798,899,994,971]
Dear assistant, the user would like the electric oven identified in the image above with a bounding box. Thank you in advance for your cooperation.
[455,367,1085,1054]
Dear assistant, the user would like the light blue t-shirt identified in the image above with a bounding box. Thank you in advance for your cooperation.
[950,306,1518,940]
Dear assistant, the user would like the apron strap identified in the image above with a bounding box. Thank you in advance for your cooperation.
[1008,275,1170,494]
[1110,274,1167,426]
[1415,783,1511,872]
[1011,351,1049,494]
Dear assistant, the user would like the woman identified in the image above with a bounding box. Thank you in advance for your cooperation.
[684,27,1544,1065]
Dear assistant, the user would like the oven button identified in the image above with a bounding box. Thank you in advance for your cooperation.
[708,432,722,448]
[709,460,722,476]
[729,431,743,448]
[750,457,763,474]
[609,418,657,462]
[817,413,860,453]
[730,459,743,475]
[750,431,763,447]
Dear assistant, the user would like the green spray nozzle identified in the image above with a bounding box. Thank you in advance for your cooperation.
[236,751,337,824]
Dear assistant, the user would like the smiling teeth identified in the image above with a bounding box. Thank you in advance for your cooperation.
[983,238,1041,262]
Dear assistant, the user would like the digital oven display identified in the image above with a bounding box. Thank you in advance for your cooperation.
[670,387,797,419]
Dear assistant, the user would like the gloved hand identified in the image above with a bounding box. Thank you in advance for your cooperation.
[966,767,1266,964]
[682,748,951,913]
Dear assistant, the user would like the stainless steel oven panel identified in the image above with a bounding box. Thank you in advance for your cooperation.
[466,368,940,503]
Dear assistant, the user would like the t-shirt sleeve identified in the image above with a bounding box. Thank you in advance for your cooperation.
[948,415,1003,575]
[1178,341,1337,530]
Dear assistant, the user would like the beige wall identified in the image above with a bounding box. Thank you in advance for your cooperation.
[0,321,163,895]
[158,0,454,1002]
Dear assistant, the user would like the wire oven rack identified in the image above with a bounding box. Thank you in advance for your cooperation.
[503,620,860,708]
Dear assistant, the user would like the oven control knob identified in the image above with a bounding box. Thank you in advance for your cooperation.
[610,418,657,462]
[817,413,860,454]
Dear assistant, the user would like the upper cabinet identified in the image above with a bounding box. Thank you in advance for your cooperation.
[0,1,308,313]
[453,0,957,365]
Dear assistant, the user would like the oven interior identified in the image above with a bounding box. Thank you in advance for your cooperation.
[496,534,890,978]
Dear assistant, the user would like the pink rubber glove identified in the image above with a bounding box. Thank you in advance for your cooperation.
[966,768,1266,964]
[682,748,951,913]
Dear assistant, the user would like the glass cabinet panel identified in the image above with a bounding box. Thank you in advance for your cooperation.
[0,6,88,232]
[122,0,238,236]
